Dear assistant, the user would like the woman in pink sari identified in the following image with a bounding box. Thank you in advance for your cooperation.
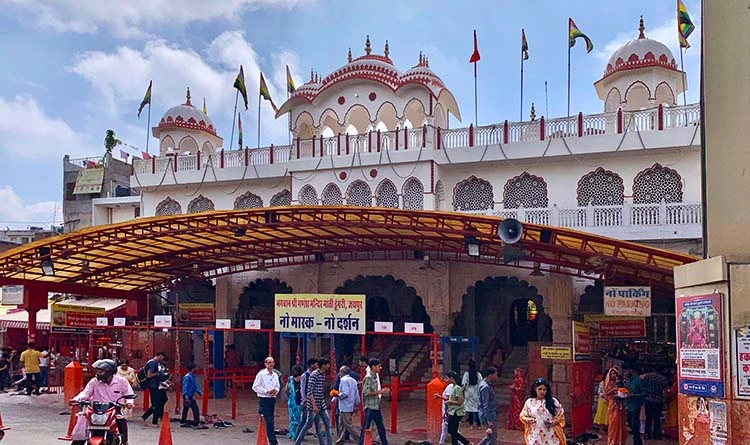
[604,367,627,445]
[507,368,525,430]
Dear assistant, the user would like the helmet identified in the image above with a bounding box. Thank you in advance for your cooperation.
[92,359,117,381]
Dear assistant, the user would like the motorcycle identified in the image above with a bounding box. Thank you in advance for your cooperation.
[73,394,136,445]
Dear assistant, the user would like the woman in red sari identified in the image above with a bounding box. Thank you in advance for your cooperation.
[604,367,627,445]
[506,368,525,430]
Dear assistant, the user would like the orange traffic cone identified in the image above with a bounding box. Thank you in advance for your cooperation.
[363,429,373,445]
[158,411,173,445]
[0,407,9,431]
[256,414,269,445]
[57,405,78,440]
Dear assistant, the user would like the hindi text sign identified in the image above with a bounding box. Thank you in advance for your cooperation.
[275,293,365,335]
[541,346,572,360]
[735,326,750,398]
[572,321,591,362]
[51,303,106,333]
[604,286,652,317]
[1,285,23,305]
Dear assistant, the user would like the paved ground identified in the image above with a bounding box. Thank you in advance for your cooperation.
[0,389,529,444]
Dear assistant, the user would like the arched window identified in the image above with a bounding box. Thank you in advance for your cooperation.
[577,168,625,206]
[453,176,494,211]
[633,164,683,204]
[187,195,215,213]
[402,178,424,210]
[503,172,548,209]
[434,180,445,210]
[375,180,399,208]
[234,191,263,210]
[322,183,343,205]
[298,185,318,205]
[155,197,182,216]
[270,189,291,207]
[160,136,175,154]
[346,180,372,207]
[178,136,199,154]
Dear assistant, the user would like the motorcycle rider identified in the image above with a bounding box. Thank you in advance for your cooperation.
[70,359,135,445]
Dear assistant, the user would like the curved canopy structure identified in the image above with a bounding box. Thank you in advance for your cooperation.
[0,207,696,299]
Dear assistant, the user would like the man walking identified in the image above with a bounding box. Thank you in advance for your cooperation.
[476,367,498,445]
[296,358,320,440]
[181,363,203,428]
[20,342,41,395]
[625,367,645,445]
[252,356,281,445]
[641,368,668,440]
[295,358,333,445]
[335,366,360,444]
[141,352,169,426]
[358,359,389,445]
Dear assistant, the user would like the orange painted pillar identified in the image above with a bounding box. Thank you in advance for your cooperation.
[426,376,447,440]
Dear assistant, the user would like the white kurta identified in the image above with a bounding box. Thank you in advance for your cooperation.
[520,397,565,445]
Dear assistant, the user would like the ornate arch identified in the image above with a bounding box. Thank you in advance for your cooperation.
[293,111,315,131]
[633,163,683,204]
[187,195,215,213]
[270,189,291,207]
[624,81,651,104]
[604,88,622,113]
[200,141,215,154]
[343,105,373,134]
[577,167,625,206]
[402,177,424,210]
[503,172,548,209]
[322,183,343,205]
[233,191,263,210]
[654,82,676,106]
[178,135,199,154]
[434,180,445,210]
[160,135,176,154]
[403,98,426,128]
[375,179,399,208]
[298,185,318,205]
[375,102,399,131]
[155,196,182,216]
[453,176,494,211]
[346,180,372,207]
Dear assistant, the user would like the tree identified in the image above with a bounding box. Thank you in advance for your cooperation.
[102,129,122,164]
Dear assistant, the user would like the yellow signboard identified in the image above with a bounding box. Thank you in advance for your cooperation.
[274,293,365,335]
[51,303,105,332]
[73,167,105,194]
[540,346,572,360]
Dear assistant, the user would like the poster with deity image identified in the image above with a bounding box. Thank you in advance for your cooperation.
[676,293,724,398]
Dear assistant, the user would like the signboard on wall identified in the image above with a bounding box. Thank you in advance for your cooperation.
[73,167,105,194]
[734,326,750,398]
[572,321,591,362]
[676,293,724,398]
[374,321,393,333]
[603,286,652,317]
[51,303,106,333]
[583,314,647,339]
[1,285,23,305]
[178,303,215,326]
[274,293,365,335]
[540,346,572,360]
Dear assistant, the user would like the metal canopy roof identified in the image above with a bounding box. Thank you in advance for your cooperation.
[0,206,696,298]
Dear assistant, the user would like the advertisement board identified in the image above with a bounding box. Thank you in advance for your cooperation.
[51,303,106,333]
[572,321,591,362]
[676,293,724,398]
[274,293,365,335]
[178,303,215,326]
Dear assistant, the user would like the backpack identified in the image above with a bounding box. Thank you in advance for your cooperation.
[137,360,154,390]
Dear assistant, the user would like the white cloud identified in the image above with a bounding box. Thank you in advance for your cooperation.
[0,94,96,159]
[2,0,315,40]
[68,31,297,147]
[0,185,60,229]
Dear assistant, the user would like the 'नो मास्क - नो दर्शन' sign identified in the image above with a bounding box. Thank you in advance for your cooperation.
[274,293,365,335]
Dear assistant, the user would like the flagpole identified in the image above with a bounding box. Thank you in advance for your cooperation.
[473,62,478,126]
[567,43,571,118]
[520,50,524,121]
[257,92,262,149]
[145,102,151,155]
[545,81,549,118]
[229,90,239,150]
[679,48,688,107]
[288,89,292,146]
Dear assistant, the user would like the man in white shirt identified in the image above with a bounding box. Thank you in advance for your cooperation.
[252,356,280,445]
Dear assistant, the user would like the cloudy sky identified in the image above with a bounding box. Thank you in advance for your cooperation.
[0,0,701,229]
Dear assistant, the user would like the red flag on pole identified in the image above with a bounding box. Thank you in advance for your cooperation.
[469,30,481,63]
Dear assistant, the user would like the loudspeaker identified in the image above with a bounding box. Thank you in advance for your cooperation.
[497,218,523,244]
[539,229,553,244]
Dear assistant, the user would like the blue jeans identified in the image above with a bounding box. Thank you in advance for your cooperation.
[359,408,388,445]
[294,408,331,445]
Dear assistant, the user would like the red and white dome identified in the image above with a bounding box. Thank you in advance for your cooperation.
[602,18,677,79]
[157,88,217,136]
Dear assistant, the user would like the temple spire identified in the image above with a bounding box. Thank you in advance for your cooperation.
[185,87,192,106]
[365,35,371,55]
[384,40,390,58]
[418,51,423,66]
[638,15,645,39]
[530,103,536,121]
[347,47,353,63]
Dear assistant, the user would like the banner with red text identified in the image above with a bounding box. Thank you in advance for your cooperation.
[51,303,105,333]
[572,321,591,362]
[583,314,646,339]
[275,293,365,335]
